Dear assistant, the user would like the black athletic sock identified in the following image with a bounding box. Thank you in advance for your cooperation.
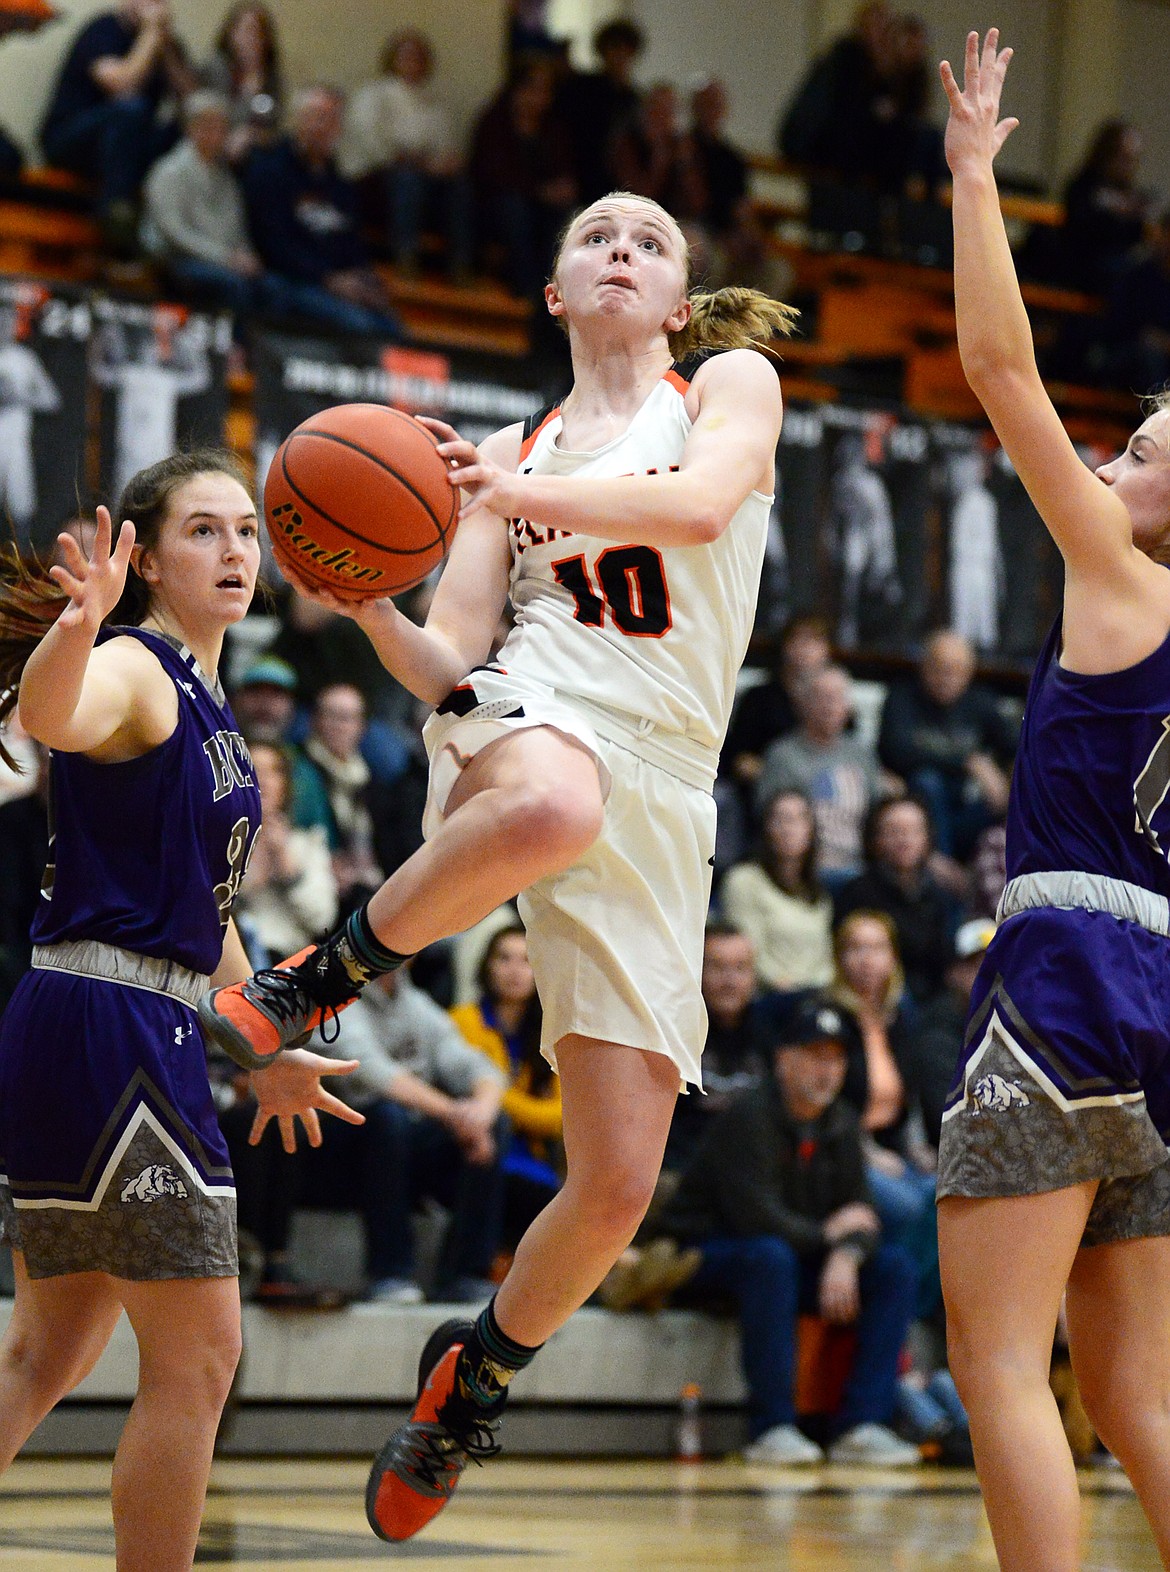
[451,1298,542,1414]
[294,903,413,1006]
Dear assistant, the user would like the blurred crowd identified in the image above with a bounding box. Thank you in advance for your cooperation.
[0,0,788,349]
[1,0,1167,398]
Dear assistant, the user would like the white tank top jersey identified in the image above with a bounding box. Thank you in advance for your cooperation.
[497,356,774,757]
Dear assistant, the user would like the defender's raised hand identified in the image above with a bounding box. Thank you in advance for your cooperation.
[48,505,136,633]
[940,28,1019,176]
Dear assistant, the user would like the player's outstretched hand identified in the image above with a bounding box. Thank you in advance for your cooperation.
[48,505,135,633]
[416,415,518,521]
[940,28,1019,178]
[248,1047,366,1153]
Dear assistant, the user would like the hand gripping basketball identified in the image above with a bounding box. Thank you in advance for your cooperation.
[263,404,459,600]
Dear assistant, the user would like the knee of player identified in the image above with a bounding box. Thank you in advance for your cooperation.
[571,1161,658,1243]
[1,1326,77,1402]
[508,779,603,864]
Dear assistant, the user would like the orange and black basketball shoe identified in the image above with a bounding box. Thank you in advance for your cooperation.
[197,944,358,1069]
[366,1319,505,1542]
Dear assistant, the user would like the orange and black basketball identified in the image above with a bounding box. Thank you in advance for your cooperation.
[263,403,457,600]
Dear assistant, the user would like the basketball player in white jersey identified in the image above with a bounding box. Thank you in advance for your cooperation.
[200,192,792,1539]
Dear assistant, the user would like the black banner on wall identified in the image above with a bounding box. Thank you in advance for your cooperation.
[92,300,231,509]
[0,280,89,553]
[767,400,1105,669]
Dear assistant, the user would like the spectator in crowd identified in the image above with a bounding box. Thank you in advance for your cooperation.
[0,738,48,1009]
[686,77,796,300]
[201,0,282,165]
[232,740,337,964]
[660,991,919,1465]
[877,630,1015,862]
[726,614,832,790]
[555,18,643,206]
[834,795,954,1003]
[469,56,576,298]
[878,12,944,198]
[905,918,994,1150]
[756,664,881,885]
[141,88,277,323]
[684,79,748,242]
[317,966,508,1303]
[664,923,771,1173]
[450,925,563,1248]
[340,28,472,280]
[608,83,704,230]
[291,682,383,900]
[1094,208,1170,396]
[777,1,894,181]
[40,0,196,250]
[241,84,403,340]
[228,653,299,745]
[1058,120,1150,296]
[0,0,59,181]
[966,816,1007,920]
[828,910,936,1267]
[720,788,835,993]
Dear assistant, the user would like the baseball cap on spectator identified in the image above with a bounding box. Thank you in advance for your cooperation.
[953,918,995,961]
[773,992,850,1052]
[238,656,297,692]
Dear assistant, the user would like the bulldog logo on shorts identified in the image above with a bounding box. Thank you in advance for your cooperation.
[120,1164,189,1204]
[970,1072,1031,1112]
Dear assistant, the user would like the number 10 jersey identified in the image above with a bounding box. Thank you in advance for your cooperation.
[499,357,773,755]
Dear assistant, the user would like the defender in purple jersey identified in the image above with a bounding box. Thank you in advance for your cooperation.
[0,451,361,1572]
[938,32,1170,1571]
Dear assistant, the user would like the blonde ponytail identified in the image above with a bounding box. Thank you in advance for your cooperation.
[669,286,798,359]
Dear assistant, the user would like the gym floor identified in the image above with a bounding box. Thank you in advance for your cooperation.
[0,1457,1159,1569]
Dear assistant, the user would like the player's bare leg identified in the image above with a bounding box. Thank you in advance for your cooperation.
[1066,1233,1170,1565]
[0,1253,123,1471]
[199,727,604,1066]
[939,1184,1097,1572]
[112,1276,241,1572]
[366,1035,679,1541]
[366,727,605,955]
[492,1034,679,1344]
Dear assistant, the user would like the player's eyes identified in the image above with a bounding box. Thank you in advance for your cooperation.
[640,238,661,252]
[584,231,607,244]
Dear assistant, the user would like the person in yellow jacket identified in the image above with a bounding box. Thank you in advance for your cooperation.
[450,924,563,1245]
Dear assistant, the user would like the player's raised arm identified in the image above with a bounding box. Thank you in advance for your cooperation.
[942,30,1140,589]
[17,506,170,755]
[424,350,782,549]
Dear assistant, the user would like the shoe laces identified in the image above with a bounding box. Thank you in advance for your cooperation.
[404,1414,501,1494]
[239,964,344,1044]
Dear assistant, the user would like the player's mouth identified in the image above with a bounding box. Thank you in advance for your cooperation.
[600,273,635,290]
[217,574,247,589]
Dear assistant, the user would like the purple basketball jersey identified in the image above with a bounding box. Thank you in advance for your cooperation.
[30,626,261,975]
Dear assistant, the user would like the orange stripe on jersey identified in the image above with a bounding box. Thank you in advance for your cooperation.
[663,369,691,396]
[519,407,562,462]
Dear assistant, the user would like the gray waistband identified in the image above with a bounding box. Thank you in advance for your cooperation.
[31,940,210,1008]
[997,872,1170,937]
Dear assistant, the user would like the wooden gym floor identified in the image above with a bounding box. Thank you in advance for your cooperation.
[0,1457,1159,1569]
